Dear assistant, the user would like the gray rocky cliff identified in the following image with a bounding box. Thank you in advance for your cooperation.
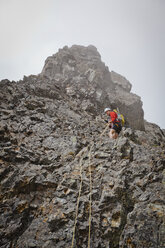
[0,45,165,248]
[41,45,144,130]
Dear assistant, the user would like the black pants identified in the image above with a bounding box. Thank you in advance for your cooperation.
[112,122,122,134]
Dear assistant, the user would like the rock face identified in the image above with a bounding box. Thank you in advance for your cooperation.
[41,45,144,130]
[0,45,165,248]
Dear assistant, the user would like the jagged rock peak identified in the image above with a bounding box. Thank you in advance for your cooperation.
[0,45,144,130]
[41,44,108,82]
[41,44,144,130]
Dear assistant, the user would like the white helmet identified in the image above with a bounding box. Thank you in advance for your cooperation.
[104,107,111,113]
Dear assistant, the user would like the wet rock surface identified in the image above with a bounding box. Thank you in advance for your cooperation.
[0,45,165,248]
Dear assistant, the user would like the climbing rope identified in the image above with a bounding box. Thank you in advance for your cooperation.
[99,123,109,139]
[87,125,109,247]
[88,143,94,248]
[71,124,109,247]
[71,157,83,248]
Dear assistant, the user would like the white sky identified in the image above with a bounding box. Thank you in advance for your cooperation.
[0,0,165,129]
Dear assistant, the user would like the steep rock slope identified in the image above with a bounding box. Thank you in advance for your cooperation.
[0,45,165,248]
[41,45,144,130]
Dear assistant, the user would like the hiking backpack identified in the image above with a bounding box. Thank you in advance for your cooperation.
[113,108,125,126]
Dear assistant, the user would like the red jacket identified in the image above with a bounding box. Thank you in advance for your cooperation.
[109,111,118,123]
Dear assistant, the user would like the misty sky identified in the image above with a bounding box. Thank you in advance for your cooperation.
[0,0,165,128]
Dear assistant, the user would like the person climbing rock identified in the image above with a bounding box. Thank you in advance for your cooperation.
[104,107,122,139]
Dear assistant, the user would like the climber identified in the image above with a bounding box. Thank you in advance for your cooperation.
[104,107,122,139]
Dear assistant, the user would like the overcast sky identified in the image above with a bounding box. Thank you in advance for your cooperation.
[0,0,165,129]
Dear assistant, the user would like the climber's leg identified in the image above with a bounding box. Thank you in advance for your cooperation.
[109,129,118,139]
